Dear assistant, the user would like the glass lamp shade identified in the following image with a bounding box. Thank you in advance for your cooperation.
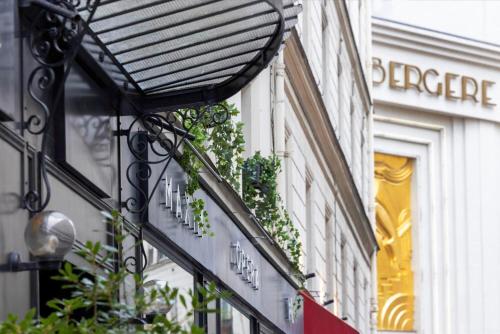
[24,211,76,260]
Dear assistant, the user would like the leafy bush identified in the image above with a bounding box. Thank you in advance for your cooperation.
[242,152,302,273]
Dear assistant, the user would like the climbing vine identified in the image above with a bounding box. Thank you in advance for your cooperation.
[242,152,302,272]
[178,102,245,236]
[178,102,303,275]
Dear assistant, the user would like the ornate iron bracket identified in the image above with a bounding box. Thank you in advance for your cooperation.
[122,104,229,216]
[20,0,101,213]
[121,104,229,274]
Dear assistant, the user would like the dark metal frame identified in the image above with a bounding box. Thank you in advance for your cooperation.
[78,0,286,111]
[19,0,101,213]
[119,104,229,274]
[0,252,61,272]
[18,0,291,217]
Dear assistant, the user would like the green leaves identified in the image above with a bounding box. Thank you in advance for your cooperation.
[0,211,222,334]
[179,101,246,237]
[242,153,304,276]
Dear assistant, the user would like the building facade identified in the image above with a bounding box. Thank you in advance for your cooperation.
[0,0,376,333]
[231,0,377,332]
[372,16,500,334]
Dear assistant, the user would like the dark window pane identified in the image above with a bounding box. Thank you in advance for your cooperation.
[143,241,193,328]
[0,1,20,131]
[63,64,117,197]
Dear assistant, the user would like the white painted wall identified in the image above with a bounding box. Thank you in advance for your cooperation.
[373,0,500,46]
[239,1,374,332]
[373,18,500,334]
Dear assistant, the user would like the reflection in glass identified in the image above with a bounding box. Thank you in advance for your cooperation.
[0,1,19,129]
[143,241,193,327]
[64,64,115,195]
[220,299,250,334]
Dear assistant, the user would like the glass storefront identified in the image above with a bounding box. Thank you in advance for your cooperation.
[141,239,281,334]
[220,299,251,334]
[143,240,193,328]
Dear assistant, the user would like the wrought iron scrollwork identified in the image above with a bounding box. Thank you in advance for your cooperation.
[124,231,148,274]
[123,104,230,216]
[121,104,229,274]
[21,0,101,213]
[122,104,230,273]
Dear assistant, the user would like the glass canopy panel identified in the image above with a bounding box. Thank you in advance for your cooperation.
[89,0,211,33]
[151,76,233,95]
[78,0,302,108]
[94,0,256,40]
[123,24,278,73]
[152,65,247,92]
[133,38,268,82]
[100,2,274,53]
[117,16,279,65]
[141,51,259,91]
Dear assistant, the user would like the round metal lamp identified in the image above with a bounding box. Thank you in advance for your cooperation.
[0,211,76,272]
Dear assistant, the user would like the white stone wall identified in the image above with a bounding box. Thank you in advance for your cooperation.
[373,18,500,334]
[298,0,372,208]
[238,1,373,332]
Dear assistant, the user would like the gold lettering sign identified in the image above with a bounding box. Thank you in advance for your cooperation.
[389,61,404,89]
[445,72,460,100]
[373,58,496,107]
[423,69,442,96]
[482,80,496,107]
[461,76,479,103]
[404,64,422,92]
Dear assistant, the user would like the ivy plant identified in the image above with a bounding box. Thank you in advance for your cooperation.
[0,211,222,334]
[207,103,245,191]
[177,103,303,277]
[242,152,303,273]
[178,101,245,236]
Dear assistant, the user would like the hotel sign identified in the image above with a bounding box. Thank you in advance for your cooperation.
[373,57,496,107]
[230,241,260,290]
[161,176,203,237]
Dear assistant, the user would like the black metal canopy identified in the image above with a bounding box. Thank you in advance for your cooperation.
[78,0,301,111]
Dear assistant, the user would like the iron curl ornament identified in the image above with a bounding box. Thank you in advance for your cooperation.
[123,103,230,215]
[21,0,101,213]
[120,104,229,274]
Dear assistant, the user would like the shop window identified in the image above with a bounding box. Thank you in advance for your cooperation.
[39,262,99,319]
[0,1,20,132]
[305,173,313,285]
[220,299,251,334]
[143,241,194,328]
[325,206,334,310]
[60,63,116,198]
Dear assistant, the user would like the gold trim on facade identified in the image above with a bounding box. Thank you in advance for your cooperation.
[375,153,414,331]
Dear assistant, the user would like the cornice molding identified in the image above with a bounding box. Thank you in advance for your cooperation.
[372,17,500,70]
[284,29,378,262]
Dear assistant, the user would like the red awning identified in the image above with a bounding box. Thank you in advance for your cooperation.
[300,291,359,334]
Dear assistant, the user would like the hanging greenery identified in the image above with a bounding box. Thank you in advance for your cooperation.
[179,103,302,276]
[242,152,303,273]
[179,120,211,236]
[207,104,245,191]
[179,102,245,236]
